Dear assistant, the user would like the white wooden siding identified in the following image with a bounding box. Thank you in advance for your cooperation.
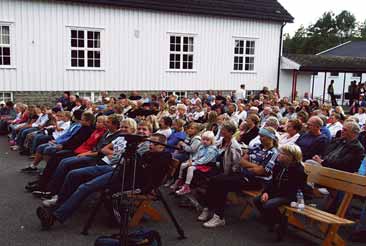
[0,0,282,92]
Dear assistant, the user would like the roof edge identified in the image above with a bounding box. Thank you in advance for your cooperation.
[316,41,352,56]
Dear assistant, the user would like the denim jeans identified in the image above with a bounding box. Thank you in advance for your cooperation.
[253,195,290,226]
[16,127,38,146]
[31,133,53,153]
[53,165,114,223]
[355,201,366,231]
[36,142,58,155]
[47,156,98,195]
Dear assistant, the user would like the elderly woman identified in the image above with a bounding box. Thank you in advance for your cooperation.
[278,119,302,146]
[198,125,279,228]
[254,144,306,241]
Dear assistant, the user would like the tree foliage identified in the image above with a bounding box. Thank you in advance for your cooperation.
[284,10,366,55]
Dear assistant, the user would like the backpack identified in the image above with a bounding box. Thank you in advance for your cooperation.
[94,229,162,246]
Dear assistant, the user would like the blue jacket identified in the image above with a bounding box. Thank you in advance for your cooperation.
[166,130,186,153]
[55,122,82,144]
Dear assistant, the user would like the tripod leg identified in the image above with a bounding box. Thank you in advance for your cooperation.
[156,188,187,239]
[81,191,107,235]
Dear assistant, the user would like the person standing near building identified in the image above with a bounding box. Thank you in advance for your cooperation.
[328,80,337,106]
[235,84,246,103]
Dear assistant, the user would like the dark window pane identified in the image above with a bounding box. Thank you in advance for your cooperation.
[71,50,77,58]
[239,48,244,54]
[94,32,100,40]
[183,62,187,69]
[0,47,2,56]
[176,54,180,62]
[78,50,84,58]
[79,59,84,67]
[183,44,188,52]
[71,39,77,47]
[170,54,175,61]
[239,57,243,64]
[245,64,249,70]
[94,40,100,48]
[169,62,175,69]
[87,31,93,39]
[0,58,3,65]
[183,37,188,45]
[71,59,77,67]
[175,61,180,69]
[234,56,238,63]
[95,51,100,59]
[238,64,243,70]
[188,55,193,62]
[88,59,93,67]
[170,36,175,44]
[176,36,181,44]
[3,47,10,56]
[71,30,77,38]
[95,59,100,67]
[234,64,238,70]
[188,62,193,69]
[3,56,10,65]
[188,37,193,45]
[170,44,175,51]
[88,51,93,59]
[78,31,84,39]
[183,54,188,62]
[175,44,180,52]
[240,41,244,47]
[2,26,9,35]
[87,40,93,48]
[78,39,84,47]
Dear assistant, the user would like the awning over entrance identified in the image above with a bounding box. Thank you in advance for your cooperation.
[282,54,366,103]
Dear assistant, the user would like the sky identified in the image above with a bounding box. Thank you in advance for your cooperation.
[277,0,366,36]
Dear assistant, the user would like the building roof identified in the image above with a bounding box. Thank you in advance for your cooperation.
[283,54,366,73]
[57,0,293,23]
[317,41,366,58]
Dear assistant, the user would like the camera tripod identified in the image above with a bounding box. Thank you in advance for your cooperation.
[81,134,186,245]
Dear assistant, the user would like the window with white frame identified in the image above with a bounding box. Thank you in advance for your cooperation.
[0,25,11,66]
[70,29,101,68]
[233,39,255,71]
[169,35,194,70]
[75,91,95,102]
[330,72,339,77]
[0,92,13,102]
[167,91,187,101]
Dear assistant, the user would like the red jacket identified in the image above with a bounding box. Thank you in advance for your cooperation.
[74,128,107,154]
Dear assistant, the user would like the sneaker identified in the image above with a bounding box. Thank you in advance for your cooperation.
[32,191,52,199]
[20,166,38,173]
[203,214,226,228]
[36,206,55,230]
[176,184,191,195]
[197,208,211,222]
[42,195,58,207]
[10,145,19,151]
[170,179,184,190]
[25,183,40,192]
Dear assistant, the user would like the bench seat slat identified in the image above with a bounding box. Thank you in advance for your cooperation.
[285,206,354,225]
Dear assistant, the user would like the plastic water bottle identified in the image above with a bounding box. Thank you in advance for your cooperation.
[296,189,305,211]
[358,159,366,176]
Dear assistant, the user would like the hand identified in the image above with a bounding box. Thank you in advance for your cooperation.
[243,153,249,161]
[312,155,323,164]
[261,193,269,203]
[49,140,56,144]
[77,152,89,157]
[55,144,63,151]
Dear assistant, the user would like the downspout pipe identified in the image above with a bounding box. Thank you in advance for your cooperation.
[276,23,286,93]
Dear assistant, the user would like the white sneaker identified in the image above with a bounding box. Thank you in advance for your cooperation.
[197,208,211,222]
[203,214,225,228]
[42,195,58,207]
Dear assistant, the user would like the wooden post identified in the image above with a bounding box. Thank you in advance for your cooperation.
[323,72,327,104]
[342,73,346,106]
[292,70,298,102]
[311,74,316,99]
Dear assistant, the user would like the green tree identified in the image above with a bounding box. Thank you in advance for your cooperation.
[335,10,356,39]
[360,20,366,39]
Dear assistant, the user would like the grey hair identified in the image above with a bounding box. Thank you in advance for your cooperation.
[222,120,237,135]
[344,121,361,135]
[264,116,279,130]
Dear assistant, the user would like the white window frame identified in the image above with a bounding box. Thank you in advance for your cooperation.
[75,91,95,102]
[167,33,196,72]
[0,22,15,69]
[167,91,187,102]
[0,92,13,102]
[66,26,104,71]
[232,37,257,73]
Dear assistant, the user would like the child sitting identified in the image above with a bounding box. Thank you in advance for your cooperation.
[172,131,218,195]
[173,122,202,163]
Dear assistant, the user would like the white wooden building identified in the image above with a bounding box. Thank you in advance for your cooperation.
[0,0,293,103]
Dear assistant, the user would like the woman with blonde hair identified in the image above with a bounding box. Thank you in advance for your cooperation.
[254,144,306,241]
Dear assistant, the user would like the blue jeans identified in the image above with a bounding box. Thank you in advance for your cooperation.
[36,143,58,155]
[254,195,290,226]
[53,165,114,223]
[31,133,53,153]
[355,201,366,231]
[16,127,38,146]
[47,156,98,195]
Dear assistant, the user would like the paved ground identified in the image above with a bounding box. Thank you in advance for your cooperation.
[0,136,362,246]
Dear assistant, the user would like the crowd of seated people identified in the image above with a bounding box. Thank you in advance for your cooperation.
[1,87,366,243]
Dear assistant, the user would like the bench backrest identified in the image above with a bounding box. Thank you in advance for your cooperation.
[304,163,366,197]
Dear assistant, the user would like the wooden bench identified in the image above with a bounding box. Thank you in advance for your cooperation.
[128,158,180,227]
[234,163,366,246]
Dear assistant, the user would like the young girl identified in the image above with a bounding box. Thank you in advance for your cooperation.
[173,122,202,163]
[173,131,218,195]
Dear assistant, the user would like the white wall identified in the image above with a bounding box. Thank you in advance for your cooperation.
[0,0,282,92]
[280,70,312,99]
